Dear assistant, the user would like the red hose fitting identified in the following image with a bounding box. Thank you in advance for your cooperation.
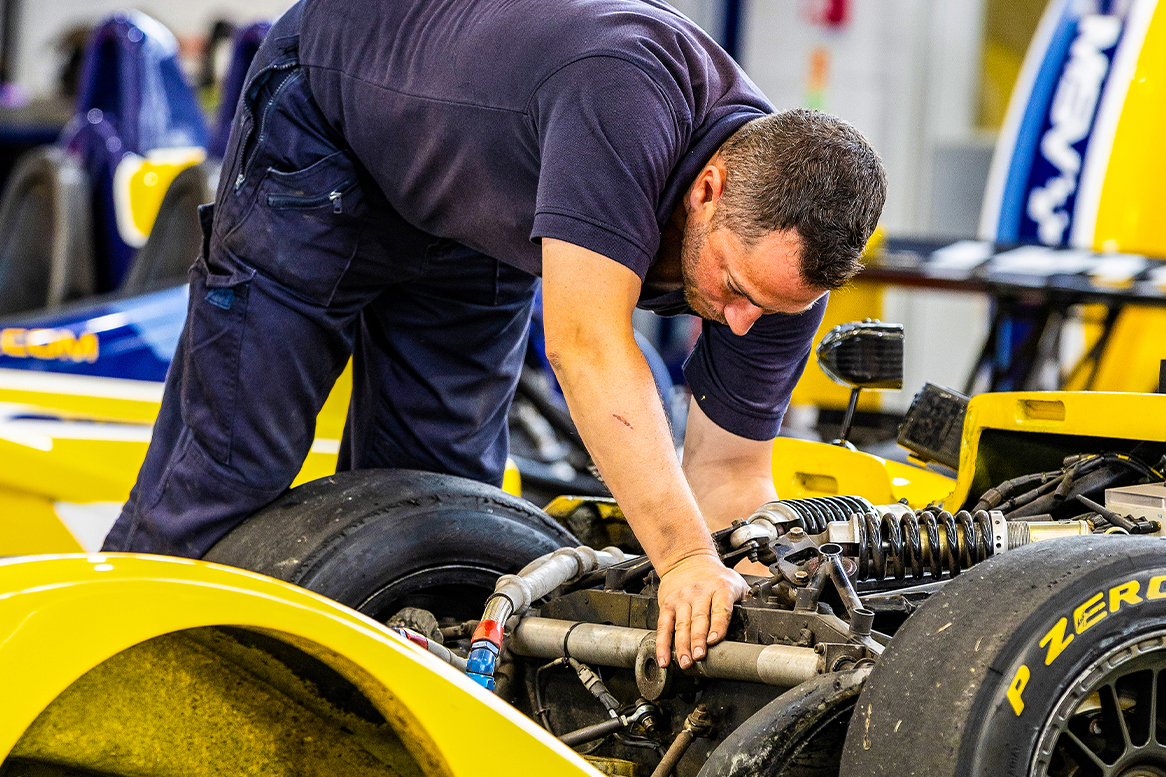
[472,619,504,647]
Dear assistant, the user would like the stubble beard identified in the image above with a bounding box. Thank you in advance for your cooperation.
[680,216,728,326]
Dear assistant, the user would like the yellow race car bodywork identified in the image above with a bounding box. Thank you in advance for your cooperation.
[771,436,954,508]
[773,388,1166,513]
[0,553,596,776]
[0,366,520,556]
[944,389,1166,511]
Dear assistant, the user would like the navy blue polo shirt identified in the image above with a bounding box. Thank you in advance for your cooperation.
[299,0,825,440]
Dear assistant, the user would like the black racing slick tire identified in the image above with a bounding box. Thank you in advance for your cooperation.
[204,469,577,622]
[840,536,1166,777]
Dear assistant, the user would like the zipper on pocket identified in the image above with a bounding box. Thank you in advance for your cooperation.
[231,113,254,191]
[266,177,359,210]
[236,61,301,191]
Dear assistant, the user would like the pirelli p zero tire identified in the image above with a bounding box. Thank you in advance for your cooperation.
[840,536,1166,777]
[204,469,577,623]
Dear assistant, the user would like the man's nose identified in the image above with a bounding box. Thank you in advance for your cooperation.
[724,298,764,335]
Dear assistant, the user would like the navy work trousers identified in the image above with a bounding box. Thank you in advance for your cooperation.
[103,5,539,557]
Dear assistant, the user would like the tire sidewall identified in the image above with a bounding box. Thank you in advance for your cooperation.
[958,555,1166,776]
[293,493,564,612]
[204,469,576,619]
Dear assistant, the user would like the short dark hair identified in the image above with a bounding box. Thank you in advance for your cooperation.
[714,108,886,290]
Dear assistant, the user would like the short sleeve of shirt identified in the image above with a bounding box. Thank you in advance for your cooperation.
[683,295,828,440]
[529,55,687,280]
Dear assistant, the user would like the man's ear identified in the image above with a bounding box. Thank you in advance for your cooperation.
[687,155,727,214]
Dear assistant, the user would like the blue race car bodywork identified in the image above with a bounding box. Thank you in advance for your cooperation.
[0,285,184,381]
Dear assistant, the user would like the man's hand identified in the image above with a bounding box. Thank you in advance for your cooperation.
[656,553,747,668]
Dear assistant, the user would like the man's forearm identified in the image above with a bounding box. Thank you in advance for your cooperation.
[541,237,746,669]
[682,398,778,533]
[548,339,717,572]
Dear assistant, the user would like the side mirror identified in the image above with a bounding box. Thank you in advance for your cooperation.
[815,320,904,446]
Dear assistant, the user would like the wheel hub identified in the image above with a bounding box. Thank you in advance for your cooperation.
[1034,632,1166,777]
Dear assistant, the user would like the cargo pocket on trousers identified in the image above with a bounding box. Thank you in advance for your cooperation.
[221,149,363,306]
[181,251,257,466]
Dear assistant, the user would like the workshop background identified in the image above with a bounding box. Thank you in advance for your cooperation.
[7,5,1166,774]
[0,0,1143,450]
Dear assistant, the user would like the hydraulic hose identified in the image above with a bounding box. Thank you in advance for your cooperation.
[388,626,469,672]
[466,545,631,689]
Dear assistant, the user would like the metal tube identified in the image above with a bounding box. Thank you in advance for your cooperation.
[494,546,630,616]
[510,618,821,687]
[425,640,469,672]
[650,729,694,777]
[685,641,823,687]
[481,596,513,626]
[817,542,881,651]
[837,387,861,443]
[822,543,864,617]
[519,553,583,595]
[650,704,712,777]
[473,545,630,689]
[558,716,625,747]
[511,619,649,667]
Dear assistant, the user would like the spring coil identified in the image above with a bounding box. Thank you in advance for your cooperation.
[778,496,876,534]
[856,508,994,582]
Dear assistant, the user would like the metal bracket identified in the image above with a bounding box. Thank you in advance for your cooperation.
[816,642,868,672]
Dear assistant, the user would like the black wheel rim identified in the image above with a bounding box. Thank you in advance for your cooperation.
[355,564,502,625]
[1034,632,1166,776]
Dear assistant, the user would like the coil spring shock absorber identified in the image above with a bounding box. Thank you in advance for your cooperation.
[771,496,876,534]
[856,507,995,583]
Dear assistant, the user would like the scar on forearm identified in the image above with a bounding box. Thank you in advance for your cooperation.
[613,413,634,430]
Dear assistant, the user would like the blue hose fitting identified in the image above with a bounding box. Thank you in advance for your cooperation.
[466,640,500,690]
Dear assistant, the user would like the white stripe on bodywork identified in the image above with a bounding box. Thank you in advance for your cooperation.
[979,0,1072,241]
[53,502,124,553]
[1070,0,1158,249]
[0,386,339,457]
[0,407,154,451]
[310,438,340,455]
[0,407,339,455]
[0,418,154,441]
[0,368,164,402]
